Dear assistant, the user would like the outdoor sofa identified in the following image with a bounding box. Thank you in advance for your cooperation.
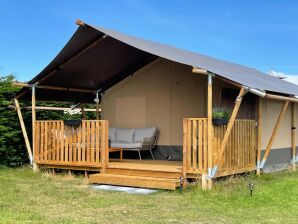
[108,127,158,160]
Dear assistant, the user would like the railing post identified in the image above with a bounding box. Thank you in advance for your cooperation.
[182,119,188,187]
[100,120,109,173]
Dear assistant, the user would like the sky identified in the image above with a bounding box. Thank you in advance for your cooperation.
[0,0,298,82]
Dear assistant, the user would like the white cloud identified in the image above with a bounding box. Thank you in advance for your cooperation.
[267,70,298,85]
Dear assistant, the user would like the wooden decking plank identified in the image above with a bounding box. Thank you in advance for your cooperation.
[88,174,179,190]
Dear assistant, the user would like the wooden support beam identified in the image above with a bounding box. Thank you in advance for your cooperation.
[31,87,39,172]
[206,74,213,190]
[182,119,187,188]
[257,97,262,176]
[9,105,99,112]
[259,101,289,169]
[96,102,100,120]
[14,99,33,164]
[14,82,96,93]
[80,104,87,119]
[192,67,208,75]
[266,94,298,103]
[100,120,109,174]
[76,19,85,26]
[291,103,296,170]
[212,87,246,177]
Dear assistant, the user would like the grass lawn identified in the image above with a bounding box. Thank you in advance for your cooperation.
[0,167,297,223]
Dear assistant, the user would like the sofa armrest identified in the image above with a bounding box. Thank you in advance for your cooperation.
[142,136,156,146]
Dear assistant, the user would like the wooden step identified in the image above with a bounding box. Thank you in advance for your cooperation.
[89,174,180,190]
[106,168,182,179]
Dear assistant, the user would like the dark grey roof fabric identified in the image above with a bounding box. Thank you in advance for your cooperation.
[16,22,298,102]
[90,24,298,96]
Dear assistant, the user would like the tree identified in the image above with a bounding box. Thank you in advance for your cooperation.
[0,75,28,166]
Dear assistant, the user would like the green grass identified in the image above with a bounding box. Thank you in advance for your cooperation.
[0,167,297,224]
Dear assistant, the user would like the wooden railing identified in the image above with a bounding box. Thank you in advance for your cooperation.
[34,120,109,169]
[183,118,208,174]
[213,120,256,171]
[183,118,256,175]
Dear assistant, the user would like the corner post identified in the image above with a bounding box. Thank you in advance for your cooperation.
[32,86,38,172]
[206,74,213,190]
[182,119,188,188]
[257,97,262,176]
[100,120,109,174]
[292,103,296,170]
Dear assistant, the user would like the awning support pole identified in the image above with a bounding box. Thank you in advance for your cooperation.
[206,74,213,190]
[31,86,39,172]
[259,101,289,169]
[257,97,262,176]
[14,99,33,165]
[291,103,296,170]
[210,87,246,178]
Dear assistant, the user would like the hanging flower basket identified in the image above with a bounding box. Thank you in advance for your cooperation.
[63,120,81,127]
[212,107,230,126]
[212,118,229,126]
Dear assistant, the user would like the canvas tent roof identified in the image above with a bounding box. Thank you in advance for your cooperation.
[16,21,298,103]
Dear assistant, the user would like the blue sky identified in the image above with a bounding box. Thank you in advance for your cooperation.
[0,0,297,81]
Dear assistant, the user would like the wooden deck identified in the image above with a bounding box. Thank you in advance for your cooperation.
[33,119,257,190]
[89,159,183,190]
[108,159,182,172]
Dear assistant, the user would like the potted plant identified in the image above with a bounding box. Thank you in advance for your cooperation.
[212,107,230,126]
[63,110,82,127]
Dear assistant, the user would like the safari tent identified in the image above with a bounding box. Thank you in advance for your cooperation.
[13,20,298,190]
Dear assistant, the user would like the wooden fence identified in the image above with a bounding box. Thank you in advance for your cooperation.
[183,118,256,175]
[34,120,108,168]
[183,118,208,174]
[213,120,256,171]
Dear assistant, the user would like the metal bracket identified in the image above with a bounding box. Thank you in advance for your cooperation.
[94,88,102,103]
[259,159,267,169]
[28,82,39,88]
[29,155,33,165]
[256,160,261,169]
[235,89,248,103]
[207,166,218,179]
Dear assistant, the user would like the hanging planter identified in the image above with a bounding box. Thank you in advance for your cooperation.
[63,120,82,127]
[212,107,230,126]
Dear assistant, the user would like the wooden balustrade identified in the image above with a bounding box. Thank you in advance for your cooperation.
[183,118,256,175]
[34,120,109,169]
[213,120,256,171]
[183,118,208,174]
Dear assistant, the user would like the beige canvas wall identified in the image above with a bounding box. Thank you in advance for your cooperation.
[260,98,296,150]
[101,59,207,146]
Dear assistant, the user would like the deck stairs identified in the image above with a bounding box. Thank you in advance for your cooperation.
[88,162,182,190]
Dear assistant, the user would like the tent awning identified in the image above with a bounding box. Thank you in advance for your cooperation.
[16,21,298,102]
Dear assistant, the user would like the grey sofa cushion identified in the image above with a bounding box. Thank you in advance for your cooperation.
[111,141,142,149]
[115,128,134,142]
[134,127,157,142]
[109,127,116,141]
